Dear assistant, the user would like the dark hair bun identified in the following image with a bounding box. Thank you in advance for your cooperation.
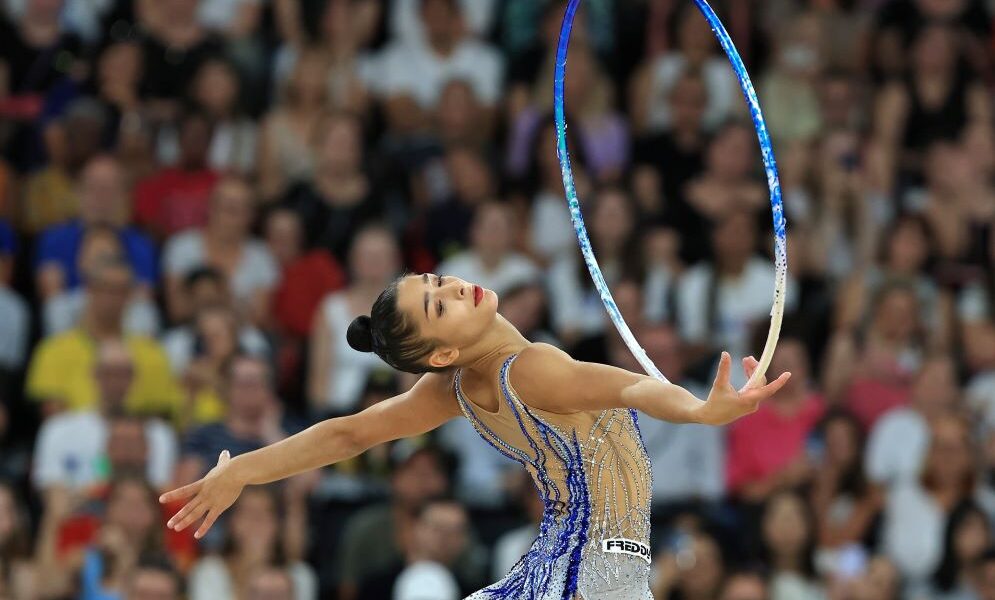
[347,316,375,353]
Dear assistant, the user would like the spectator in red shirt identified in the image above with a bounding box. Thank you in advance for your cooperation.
[727,336,825,503]
[824,281,923,431]
[133,110,221,241]
[264,206,345,339]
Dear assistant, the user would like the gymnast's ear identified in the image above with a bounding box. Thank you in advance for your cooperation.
[428,346,459,369]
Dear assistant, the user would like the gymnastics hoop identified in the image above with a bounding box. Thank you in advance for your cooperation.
[553,0,788,388]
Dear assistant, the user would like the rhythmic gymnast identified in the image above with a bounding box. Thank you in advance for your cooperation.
[161,275,791,599]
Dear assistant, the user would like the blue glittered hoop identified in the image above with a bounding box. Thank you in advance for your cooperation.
[553,0,788,387]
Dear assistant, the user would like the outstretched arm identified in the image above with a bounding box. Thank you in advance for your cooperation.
[160,372,460,538]
[512,344,790,426]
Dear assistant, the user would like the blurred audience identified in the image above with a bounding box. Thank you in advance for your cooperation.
[0,0,992,595]
[32,340,177,492]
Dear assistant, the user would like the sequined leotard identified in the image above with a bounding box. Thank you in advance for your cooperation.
[455,354,654,600]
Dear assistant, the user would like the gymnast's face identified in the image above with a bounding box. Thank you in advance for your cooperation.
[395,273,499,368]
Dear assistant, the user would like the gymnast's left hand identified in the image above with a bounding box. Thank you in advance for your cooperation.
[695,352,791,426]
[160,450,246,539]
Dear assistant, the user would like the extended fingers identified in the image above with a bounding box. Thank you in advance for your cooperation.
[167,499,206,532]
[741,356,766,388]
[195,508,222,540]
[713,352,732,387]
[745,372,791,401]
[159,481,202,505]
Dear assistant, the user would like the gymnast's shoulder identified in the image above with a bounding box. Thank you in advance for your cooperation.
[510,343,646,415]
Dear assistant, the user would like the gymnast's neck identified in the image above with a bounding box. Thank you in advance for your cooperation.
[458,315,530,377]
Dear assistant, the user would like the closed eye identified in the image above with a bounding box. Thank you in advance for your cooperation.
[436,276,444,317]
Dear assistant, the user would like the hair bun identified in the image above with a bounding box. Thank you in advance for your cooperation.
[347,316,375,353]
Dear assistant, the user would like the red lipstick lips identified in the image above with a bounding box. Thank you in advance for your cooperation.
[473,285,483,306]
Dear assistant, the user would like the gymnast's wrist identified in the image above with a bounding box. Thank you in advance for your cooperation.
[226,455,254,487]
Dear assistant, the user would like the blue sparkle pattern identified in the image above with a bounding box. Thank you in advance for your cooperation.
[457,356,654,600]
[553,0,789,387]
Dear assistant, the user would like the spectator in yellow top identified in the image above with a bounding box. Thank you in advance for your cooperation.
[24,255,197,425]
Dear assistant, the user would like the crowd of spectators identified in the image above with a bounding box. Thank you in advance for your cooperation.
[1,0,995,598]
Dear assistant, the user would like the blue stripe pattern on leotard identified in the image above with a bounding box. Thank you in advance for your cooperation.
[455,356,592,600]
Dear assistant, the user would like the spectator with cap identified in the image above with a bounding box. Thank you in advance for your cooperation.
[26,256,183,419]
[32,339,177,493]
[34,155,158,300]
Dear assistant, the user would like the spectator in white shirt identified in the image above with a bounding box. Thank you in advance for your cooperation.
[676,211,798,389]
[865,355,960,488]
[437,202,540,297]
[163,176,279,328]
[388,0,497,45]
[367,0,503,134]
[31,340,177,492]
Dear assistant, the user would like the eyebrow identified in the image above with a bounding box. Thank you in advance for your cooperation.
[423,273,429,320]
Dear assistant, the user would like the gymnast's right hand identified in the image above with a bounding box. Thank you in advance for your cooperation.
[160,450,245,539]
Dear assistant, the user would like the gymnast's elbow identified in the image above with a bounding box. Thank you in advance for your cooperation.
[316,416,368,462]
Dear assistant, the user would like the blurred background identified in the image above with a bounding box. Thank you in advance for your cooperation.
[0,0,994,598]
